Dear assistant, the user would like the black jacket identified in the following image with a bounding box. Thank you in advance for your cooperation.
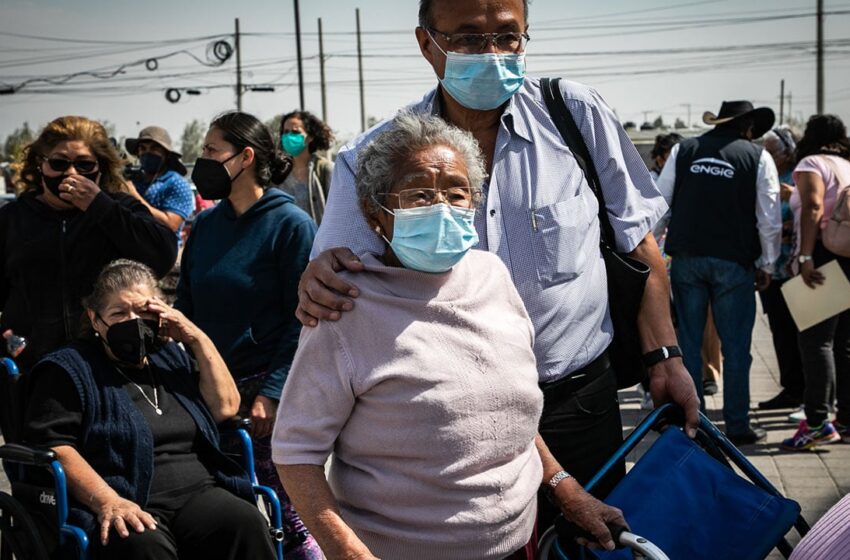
[0,191,177,369]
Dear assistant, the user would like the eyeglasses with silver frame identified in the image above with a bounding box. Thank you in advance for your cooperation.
[427,28,530,54]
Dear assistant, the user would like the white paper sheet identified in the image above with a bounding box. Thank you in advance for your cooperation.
[781,260,850,332]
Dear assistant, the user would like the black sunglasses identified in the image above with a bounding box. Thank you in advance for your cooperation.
[44,157,99,174]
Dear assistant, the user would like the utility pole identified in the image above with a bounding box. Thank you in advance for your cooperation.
[779,79,785,125]
[817,0,824,114]
[235,18,242,111]
[356,8,366,132]
[318,17,327,123]
[681,103,692,128]
[642,111,649,125]
[294,0,305,109]
[788,92,793,125]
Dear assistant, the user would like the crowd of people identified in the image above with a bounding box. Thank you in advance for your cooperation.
[1,0,849,559]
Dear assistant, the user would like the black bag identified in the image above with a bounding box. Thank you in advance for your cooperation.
[540,77,649,389]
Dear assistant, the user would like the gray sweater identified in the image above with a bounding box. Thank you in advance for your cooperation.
[272,250,544,560]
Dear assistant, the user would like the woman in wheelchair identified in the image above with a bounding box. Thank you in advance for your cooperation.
[21,259,276,560]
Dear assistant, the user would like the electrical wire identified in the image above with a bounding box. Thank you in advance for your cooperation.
[1,39,234,93]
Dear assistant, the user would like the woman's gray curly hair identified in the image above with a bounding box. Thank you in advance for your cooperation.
[356,111,487,215]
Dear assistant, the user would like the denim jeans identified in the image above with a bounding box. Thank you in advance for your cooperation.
[671,256,756,435]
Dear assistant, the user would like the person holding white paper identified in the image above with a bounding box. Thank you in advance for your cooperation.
[782,114,850,451]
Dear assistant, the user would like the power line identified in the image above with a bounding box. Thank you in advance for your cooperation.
[1,40,234,93]
[0,30,225,45]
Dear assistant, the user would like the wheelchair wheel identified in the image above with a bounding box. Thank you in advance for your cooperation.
[0,491,50,560]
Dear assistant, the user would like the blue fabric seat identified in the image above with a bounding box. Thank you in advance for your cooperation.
[594,426,800,560]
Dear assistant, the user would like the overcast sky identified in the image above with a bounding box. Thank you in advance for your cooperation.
[3,0,850,145]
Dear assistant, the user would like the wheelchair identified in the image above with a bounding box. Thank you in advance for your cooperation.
[537,404,809,560]
[0,357,284,560]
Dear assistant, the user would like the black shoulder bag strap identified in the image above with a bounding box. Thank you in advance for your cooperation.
[540,77,649,388]
[540,78,617,251]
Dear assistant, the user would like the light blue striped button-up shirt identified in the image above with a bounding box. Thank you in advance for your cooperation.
[313,77,668,382]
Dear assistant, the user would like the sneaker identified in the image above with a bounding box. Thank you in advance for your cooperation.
[703,380,719,396]
[788,408,806,423]
[781,420,841,451]
[835,422,850,444]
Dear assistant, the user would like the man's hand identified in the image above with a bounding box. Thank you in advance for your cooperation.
[648,357,700,438]
[296,248,365,327]
[800,260,824,289]
[554,477,627,551]
[124,180,145,202]
[755,269,772,292]
[250,395,278,438]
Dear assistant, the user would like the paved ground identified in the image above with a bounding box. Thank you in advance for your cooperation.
[1,306,846,557]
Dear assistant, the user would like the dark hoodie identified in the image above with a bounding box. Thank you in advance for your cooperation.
[175,188,316,400]
[0,191,177,370]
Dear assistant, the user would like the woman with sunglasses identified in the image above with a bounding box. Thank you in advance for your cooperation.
[0,116,176,371]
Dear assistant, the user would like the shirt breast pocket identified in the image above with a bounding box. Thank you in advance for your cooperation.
[530,193,595,288]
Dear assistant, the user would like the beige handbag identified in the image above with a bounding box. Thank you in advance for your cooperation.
[823,156,850,257]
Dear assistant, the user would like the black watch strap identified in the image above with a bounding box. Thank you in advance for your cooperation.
[641,345,682,368]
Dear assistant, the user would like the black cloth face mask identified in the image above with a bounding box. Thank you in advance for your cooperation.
[139,152,164,175]
[42,172,99,198]
[191,152,243,200]
[100,317,161,365]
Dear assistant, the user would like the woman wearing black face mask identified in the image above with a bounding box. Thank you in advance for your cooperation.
[23,259,277,560]
[178,112,322,558]
[0,116,177,372]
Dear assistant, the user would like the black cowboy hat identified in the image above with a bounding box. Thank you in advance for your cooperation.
[702,101,776,139]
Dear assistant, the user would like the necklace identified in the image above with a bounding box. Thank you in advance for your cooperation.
[114,363,163,415]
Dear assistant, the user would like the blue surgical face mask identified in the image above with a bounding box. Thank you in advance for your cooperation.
[378,202,479,273]
[430,33,526,111]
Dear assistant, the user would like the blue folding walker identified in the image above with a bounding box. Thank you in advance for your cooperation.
[538,403,810,560]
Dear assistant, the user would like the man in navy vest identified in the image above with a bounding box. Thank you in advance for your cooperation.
[655,101,782,446]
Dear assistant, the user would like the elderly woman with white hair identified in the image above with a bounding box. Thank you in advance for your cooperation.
[272,113,625,560]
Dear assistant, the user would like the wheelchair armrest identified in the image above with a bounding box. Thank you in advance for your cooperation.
[218,415,252,432]
[0,443,57,467]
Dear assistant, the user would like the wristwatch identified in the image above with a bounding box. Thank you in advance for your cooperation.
[544,470,573,503]
[547,470,572,491]
[798,255,813,264]
[641,345,682,368]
